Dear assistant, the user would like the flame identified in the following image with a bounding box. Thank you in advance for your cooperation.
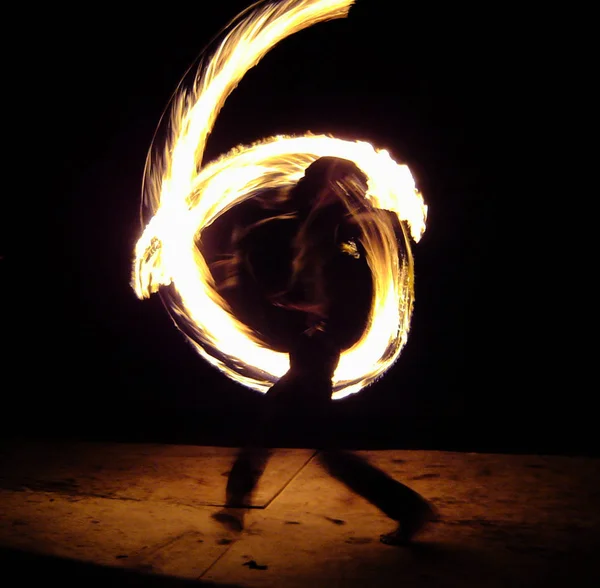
[132,0,427,399]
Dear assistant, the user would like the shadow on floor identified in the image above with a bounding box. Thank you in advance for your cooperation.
[0,546,244,588]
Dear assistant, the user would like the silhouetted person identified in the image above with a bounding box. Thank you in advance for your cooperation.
[213,157,437,543]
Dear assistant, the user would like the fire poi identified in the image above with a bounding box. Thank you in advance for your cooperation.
[132,0,428,399]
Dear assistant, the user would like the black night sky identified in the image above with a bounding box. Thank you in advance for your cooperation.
[4,2,585,455]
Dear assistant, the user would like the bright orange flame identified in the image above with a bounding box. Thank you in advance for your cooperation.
[132,0,427,399]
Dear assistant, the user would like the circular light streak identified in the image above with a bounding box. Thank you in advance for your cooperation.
[132,0,427,399]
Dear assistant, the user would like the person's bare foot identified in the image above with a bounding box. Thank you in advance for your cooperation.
[212,508,244,532]
[380,500,439,545]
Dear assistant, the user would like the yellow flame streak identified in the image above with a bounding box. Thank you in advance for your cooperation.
[132,0,427,399]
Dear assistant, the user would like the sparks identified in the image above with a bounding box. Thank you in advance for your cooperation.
[132,0,427,399]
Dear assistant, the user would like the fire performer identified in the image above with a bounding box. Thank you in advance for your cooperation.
[214,157,436,544]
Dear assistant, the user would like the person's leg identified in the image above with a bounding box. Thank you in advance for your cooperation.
[224,445,271,507]
[318,449,438,544]
[213,384,278,531]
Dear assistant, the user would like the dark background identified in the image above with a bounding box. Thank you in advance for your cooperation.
[4,1,585,455]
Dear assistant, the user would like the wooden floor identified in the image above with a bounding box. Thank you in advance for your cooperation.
[1,440,598,587]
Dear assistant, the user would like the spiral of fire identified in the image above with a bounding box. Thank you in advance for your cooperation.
[132,0,427,399]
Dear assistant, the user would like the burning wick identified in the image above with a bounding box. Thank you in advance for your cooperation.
[132,0,427,399]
